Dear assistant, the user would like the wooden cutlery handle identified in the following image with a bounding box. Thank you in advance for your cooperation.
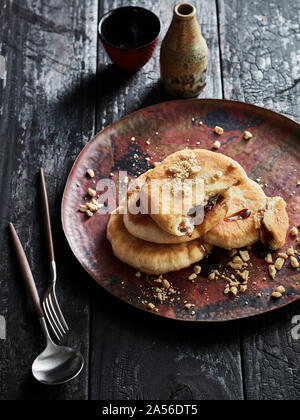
[40,168,55,262]
[9,223,44,319]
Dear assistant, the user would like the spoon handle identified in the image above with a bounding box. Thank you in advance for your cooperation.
[9,223,44,319]
[39,168,55,263]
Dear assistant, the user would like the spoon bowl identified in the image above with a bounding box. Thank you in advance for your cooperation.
[32,341,84,385]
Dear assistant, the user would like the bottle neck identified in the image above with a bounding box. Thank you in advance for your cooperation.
[174,3,196,21]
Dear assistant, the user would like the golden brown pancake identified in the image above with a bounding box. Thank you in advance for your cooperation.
[107,209,212,275]
[139,149,248,237]
[259,196,289,250]
[204,179,267,249]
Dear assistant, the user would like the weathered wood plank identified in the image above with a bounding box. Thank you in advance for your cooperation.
[218,0,300,122]
[0,0,98,399]
[218,0,300,400]
[90,0,244,400]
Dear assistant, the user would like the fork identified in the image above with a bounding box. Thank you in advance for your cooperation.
[40,168,69,340]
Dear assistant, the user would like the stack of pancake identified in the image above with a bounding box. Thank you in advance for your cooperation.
[107,149,289,275]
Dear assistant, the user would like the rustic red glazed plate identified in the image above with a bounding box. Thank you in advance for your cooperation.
[62,99,300,322]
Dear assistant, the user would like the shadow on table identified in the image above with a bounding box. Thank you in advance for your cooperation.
[56,63,175,121]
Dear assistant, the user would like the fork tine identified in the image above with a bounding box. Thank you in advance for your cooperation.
[51,288,69,331]
[43,297,63,341]
[48,293,66,335]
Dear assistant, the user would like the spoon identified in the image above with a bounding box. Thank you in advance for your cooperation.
[9,222,84,385]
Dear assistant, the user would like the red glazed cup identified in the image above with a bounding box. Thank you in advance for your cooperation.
[99,7,161,73]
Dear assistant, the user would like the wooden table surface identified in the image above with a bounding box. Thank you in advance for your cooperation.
[0,0,299,400]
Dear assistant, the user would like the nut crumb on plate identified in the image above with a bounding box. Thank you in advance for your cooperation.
[214,126,224,136]
[268,265,277,279]
[290,256,299,268]
[86,169,95,178]
[243,131,253,140]
[213,140,221,150]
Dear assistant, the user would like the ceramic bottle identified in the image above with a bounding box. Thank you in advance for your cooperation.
[160,3,208,97]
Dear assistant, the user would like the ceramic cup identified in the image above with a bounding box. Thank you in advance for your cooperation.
[99,6,161,73]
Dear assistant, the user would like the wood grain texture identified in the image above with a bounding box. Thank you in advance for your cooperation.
[218,0,300,400]
[218,0,300,122]
[90,0,244,401]
[0,0,98,399]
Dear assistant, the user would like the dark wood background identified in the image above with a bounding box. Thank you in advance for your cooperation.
[0,0,299,400]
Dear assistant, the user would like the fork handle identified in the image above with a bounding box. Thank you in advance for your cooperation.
[40,168,55,262]
[9,223,44,319]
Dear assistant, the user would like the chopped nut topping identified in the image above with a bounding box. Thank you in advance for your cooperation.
[162,279,170,289]
[243,131,253,140]
[239,250,250,262]
[86,169,95,178]
[213,140,221,150]
[147,303,155,310]
[86,210,94,218]
[274,257,285,271]
[214,126,224,136]
[230,287,238,297]
[290,256,299,269]
[79,205,88,212]
[271,292,282,299]
[287,247,295,256]
[184,303,195,310]
[229,249,238,258]
[208,272,216,281]
[257,293,262,298]
[290,227,299,237]
[86,203,97,212]
[188,273,197,281]
[241,270,249,283]
[194,266,201,275]
[228,262,243,270]
[135,271,142,278]
[277,253,288,260]
[240,285,248,293]
[88,188,97,197]
[265,253,273,264]
[268,265,277,279]
[275,286,286,294]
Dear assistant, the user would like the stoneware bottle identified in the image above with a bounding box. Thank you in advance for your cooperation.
[160,2,208,97]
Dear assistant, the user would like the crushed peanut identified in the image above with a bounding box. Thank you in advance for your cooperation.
[162,279,170,289]
[147,303,155,310]
[213,140,221,150]
[194,266,201,275]
[185,303,195,310]
[271,292,282,299]
[239,250,250,262]
[277,253,288,260]
[135,271,142,278]
[274,257,285,271]
[208,272,216,281]
[265,253,273,264]
[214,126,224,136]
[287,247,295,256]
[290,256,299,269]
[88,188,97,197]
[188,273,197,281]
[290,227,299,237]
[230,287,238,297]
[240,285,248,293]
[79,205,88,212]
[86,202,98,212]
[86,169,95,178]
[268,265,277,279]
[86,210,94,218]
[243,131,253,140]
[275,286,286,294]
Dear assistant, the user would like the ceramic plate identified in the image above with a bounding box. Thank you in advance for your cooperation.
[62,99,300,322]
